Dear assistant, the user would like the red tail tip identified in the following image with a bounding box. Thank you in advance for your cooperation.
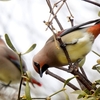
[31,79,42,87]
[87,24,100,38]
[37,83,42,86]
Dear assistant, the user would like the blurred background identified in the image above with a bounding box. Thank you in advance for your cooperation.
[0,0,100,100]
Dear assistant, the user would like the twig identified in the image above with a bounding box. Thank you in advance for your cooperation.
[46,0,63,30]
[67,17,74,27]
[72,70,93,90]
[18,77,23,100]
[57,36,72,66]
[44,21,56,34]
[80,67,88,79]
[56,36,89,90]
[49,88,66,98]
[65,1,74,18]
[44,0,99,92]
[50,1,64,23]
[56,66,87,90]
[57,67,95,91]
[56,35,96,91]
[46,69,79,90]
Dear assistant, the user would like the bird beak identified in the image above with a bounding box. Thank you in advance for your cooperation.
[39,64,49,77]
[39,68,43,77]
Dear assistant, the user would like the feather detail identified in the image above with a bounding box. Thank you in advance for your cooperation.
[87,24,100,38]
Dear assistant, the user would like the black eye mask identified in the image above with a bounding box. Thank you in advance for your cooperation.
[34,62,49,77]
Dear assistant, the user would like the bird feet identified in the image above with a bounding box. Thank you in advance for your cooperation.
[68,58,82,72]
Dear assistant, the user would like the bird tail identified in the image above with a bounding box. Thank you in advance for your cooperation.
[87,23,100,38]
[30,76,42,86]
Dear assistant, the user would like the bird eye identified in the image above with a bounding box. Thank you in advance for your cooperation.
[34,62,40,67]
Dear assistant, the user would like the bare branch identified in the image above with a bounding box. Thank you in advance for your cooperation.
[46,69,79,90]
[46,0,63,30]
[82,0,100,7]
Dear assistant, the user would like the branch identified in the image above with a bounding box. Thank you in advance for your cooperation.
[82,0,100,7]
[56,35,96,91]
[45,69,79,90]
[46,0,63,30]
[57,67,94,91]
[57,36,72,66]
[18,77,23,100]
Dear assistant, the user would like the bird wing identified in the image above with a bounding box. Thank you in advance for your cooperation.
[60,19,100,37]
[46,19,100,44]
[8,56,21,72]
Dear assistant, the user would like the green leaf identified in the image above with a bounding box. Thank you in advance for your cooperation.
[92,64,100,73]
[96,66,100,71]
[63,76,78,88]
[22,44,36,55]
[94,87,100,97]
[5,34,17,52]
[95,79,100,85]
[98,11,100,17]
[72,90,87,99]
[97,59,100,64]
[26,71,31,79]
[64,91,69,100]
[92,64,99,70]
[86,97,96,100]
[25,81,32,100]
[79,57,86,67]
[72,90,86,95]
[82,98,87,100]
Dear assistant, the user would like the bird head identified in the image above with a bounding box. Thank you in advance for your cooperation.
[33,53,49,77]
[33,61,49,77]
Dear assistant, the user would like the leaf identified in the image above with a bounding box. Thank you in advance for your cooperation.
[64,91,69,100]
[26,71,31,79]
[97,59,100,64]
[22,44,36,55]
[86,97,96,100]
[92,64,100,73]
[94,87,100,97]
[72,90,86,95]
[25,81,32,100]
[5,34,17,52]
[95,66,100,73]
[63,76,78,88]
[72,90,87,99]
[79,57,86,67]
[95,79,100,85]
[98,11,100,17]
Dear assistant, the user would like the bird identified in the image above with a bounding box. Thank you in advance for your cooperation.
[0,37,41,87]
[33,19,100,77]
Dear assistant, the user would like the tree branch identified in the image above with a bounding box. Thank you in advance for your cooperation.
[82,0,100,7]
[45,69,79,90]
